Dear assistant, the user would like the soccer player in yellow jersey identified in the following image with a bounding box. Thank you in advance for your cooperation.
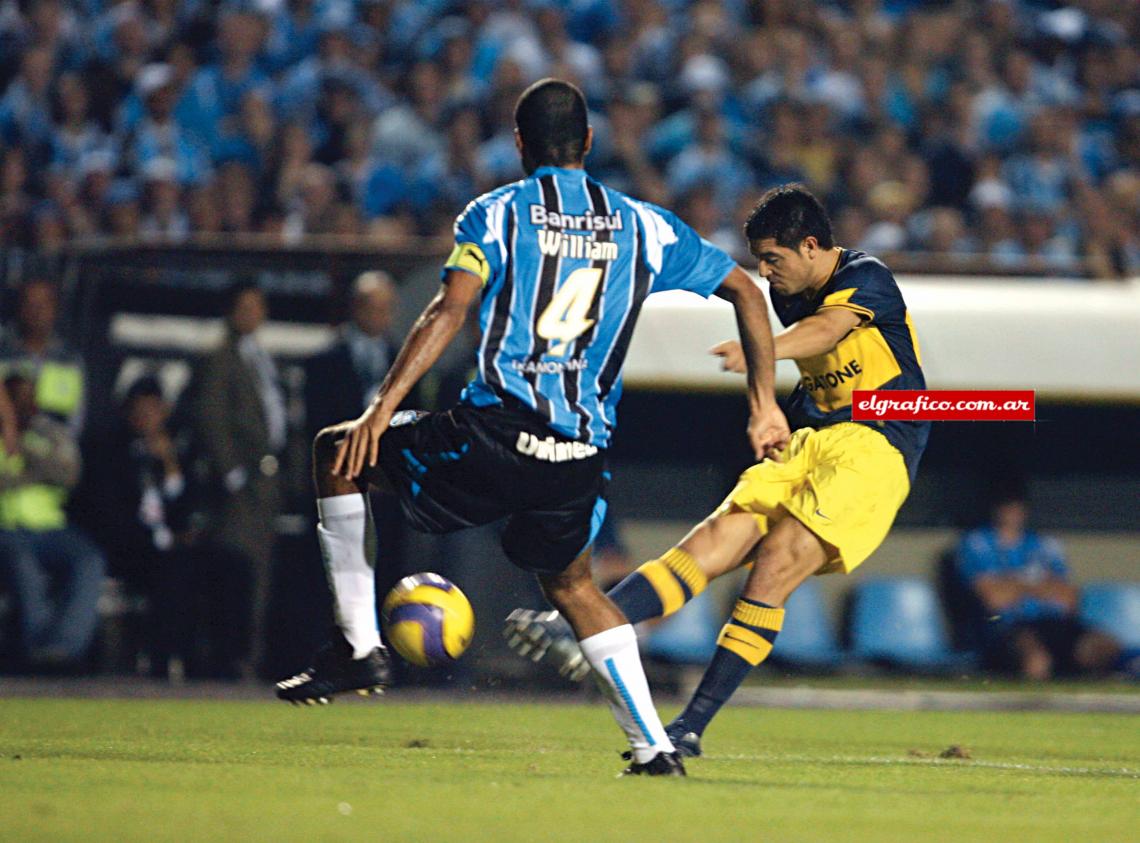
[508,185,930,757]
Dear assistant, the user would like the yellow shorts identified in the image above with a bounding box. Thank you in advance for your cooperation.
[715,423,910,574]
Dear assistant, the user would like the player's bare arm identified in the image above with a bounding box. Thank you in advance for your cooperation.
[713,265,790,459]
[333,270,483,479]
[712,308,862,372]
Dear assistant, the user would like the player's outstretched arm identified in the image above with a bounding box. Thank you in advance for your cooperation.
[714,266,789,459]
[771,308,861,360]
[710,308,863,372]
[333,270,482,479]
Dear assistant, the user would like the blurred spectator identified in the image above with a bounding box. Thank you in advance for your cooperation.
[407,103,487,230]
[49,72,112,174]
[77,376,200,679]
[0,144,33,241]
[667,105,750,211]
[0,278,85,433]
[179,9,269,160]
[191,281,285,677]
[281,161,339,241]
[138,157,188,241]
[122,62,209,188]
[0,381,17,454]
[104,178,142,236]
[0,45,56,159]
[215,160,257,234]
[0,370,104,670]
[954,489,1121,679]
[84,1,151,130]
[304,270,401,439]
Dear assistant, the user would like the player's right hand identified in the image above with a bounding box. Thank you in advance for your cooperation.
[710,340,746,373]
[332,404,393,480]
[748,404,790,462]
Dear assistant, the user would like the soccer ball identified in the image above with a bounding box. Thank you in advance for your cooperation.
[381,573,475,667]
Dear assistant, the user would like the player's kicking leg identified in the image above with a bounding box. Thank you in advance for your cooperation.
[505,508,761,678]
[538,549,685,776]
[508,507,827,755]
[275,424,392,704]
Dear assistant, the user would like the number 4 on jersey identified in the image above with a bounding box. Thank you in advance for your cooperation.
[536,268,603,357]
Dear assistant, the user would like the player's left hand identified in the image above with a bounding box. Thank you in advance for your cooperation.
[332,404,393,480]
[710,340,746,373]
[748,404,790,461]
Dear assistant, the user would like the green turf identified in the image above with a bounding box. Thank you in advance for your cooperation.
[745,672,1140,694]
[0,698,1136,842]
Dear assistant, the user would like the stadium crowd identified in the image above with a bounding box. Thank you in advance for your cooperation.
[0,0,1137,278]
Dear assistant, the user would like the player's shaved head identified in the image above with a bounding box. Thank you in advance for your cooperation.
[745,185,835,250]
[514,78,589,173]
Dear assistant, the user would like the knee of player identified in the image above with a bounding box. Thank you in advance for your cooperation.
[753,532,803,572]
[539,570,593,606]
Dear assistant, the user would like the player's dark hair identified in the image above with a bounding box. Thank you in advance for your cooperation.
[744,185,835,250]
[514,78,588,169]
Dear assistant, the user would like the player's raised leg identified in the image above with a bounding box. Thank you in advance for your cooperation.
[505,510,763,675]
[538,550,684,776]
[666,510,827,755]
[275,424,392,703]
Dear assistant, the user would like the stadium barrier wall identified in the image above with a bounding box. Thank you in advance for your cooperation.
[55,241,1138,399]
[623,278,1140,401]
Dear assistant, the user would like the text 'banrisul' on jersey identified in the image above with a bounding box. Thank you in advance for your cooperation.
[443,165,736,449]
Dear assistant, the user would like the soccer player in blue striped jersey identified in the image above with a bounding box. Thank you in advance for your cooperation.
[275,79,790,776]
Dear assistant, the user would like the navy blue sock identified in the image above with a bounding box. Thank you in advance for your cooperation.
[607,548,708,625]
[674,598,784,736]
[607,573,664,625]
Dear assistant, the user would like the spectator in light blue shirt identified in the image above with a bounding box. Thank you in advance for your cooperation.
[179,10,272,160]
[49,72,115,173]
[0,46,56,157]
[124,64,211,188]
[666,106,752,212]
[955,489,1120,679]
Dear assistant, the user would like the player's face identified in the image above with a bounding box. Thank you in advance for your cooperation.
[750,238,814,295]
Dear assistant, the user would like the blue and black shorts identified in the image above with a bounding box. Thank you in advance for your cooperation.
[372,401,608,575]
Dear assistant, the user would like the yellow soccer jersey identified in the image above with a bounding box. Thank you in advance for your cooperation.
[769,248,930,481]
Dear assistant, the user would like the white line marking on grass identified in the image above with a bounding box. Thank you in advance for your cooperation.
[713,753,1140,779]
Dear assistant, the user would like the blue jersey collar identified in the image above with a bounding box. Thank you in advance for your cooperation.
[532,165,587,177]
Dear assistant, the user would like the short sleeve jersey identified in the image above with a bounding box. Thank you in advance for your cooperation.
[770,248,930,480]
[443,165,735,448]
[956,527,1071,622]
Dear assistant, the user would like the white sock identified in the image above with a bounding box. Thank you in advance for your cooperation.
[317,494,381,659]
[578,624,675,763]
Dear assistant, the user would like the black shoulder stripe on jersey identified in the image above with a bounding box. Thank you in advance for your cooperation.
[597,216,651,418]
[525,174,560,423]
[565,178,611,440]
[480,205,515,394]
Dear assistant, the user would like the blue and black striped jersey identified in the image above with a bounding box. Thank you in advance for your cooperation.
[443,165,736,449]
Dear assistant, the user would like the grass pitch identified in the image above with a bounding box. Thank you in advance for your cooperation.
[0,697,1136,842]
